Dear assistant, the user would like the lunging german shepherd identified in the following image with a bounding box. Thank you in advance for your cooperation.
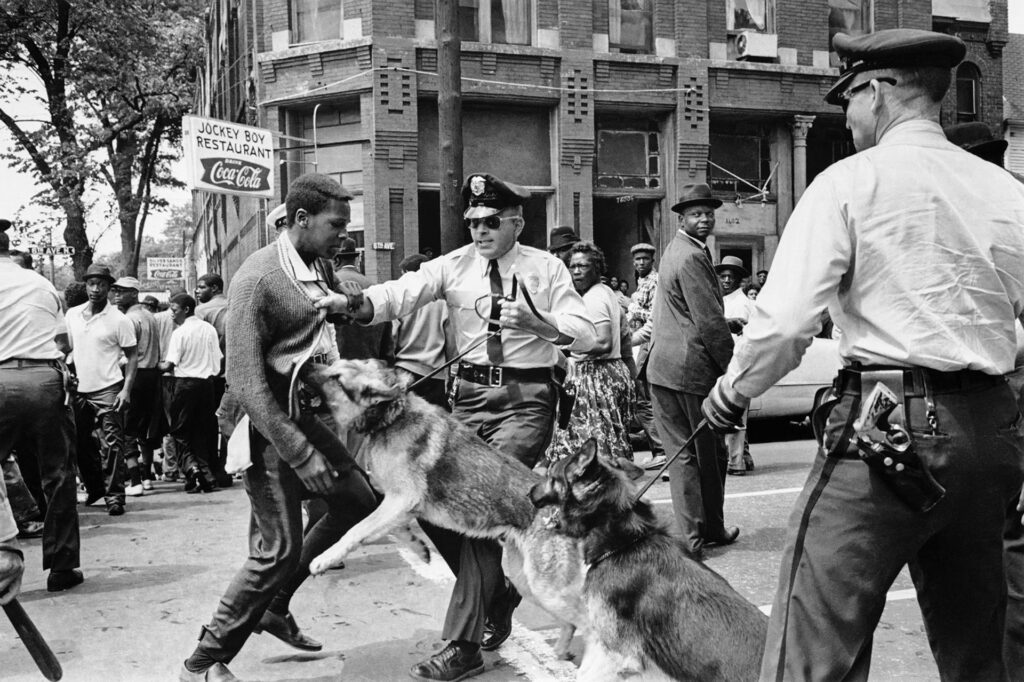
[530,439,768,681]
[304,359,583,655]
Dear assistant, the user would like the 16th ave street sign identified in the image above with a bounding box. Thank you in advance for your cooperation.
[26,245,76,256]
[147,257,185,281]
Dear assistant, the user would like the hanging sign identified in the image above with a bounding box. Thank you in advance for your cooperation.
[182,115,274,199]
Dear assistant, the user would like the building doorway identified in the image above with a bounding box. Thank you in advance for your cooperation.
[593,196,659,293]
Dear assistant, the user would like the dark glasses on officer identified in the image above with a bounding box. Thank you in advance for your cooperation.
[465,215,515,230]
[839,77,897,112]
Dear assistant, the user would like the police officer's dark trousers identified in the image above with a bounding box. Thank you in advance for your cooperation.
[438,378,556,644]
[762,373,1023,681]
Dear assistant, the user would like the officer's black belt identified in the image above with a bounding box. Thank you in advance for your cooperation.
[458,363,552,387]
[836,365,1003,398]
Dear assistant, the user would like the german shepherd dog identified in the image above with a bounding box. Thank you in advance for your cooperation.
[530,439,768,681]
[302,359,582,658]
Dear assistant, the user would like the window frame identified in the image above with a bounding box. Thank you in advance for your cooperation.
[458,0,535,46]
[828,0,872,55]
[608,0,654,55]
[956,62,981,123]
[726,0,775,34]
[291,0,343,45]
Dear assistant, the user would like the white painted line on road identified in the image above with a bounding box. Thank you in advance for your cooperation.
[647,487,804,504]
[758,587,918,616]
[395,541,575,680]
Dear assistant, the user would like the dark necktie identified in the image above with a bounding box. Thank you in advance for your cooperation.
[487,259,504,364]
[704,245,714,264]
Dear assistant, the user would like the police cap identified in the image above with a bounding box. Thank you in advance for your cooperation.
[462,173,531,220]
[266,203,287,231]
[825,29,966,106]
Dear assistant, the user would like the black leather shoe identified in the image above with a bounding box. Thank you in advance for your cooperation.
[47,568,84,592]
[17,520,44,539]
[409,642,484,681]
[707,526,740,546]
[480,587,522,651]
[254,610,322,651]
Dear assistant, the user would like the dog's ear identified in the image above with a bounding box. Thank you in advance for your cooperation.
[567,438,599,481]
[356,370,404,406]
[611,457,646,481]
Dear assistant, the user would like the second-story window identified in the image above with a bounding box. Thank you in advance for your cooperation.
[609,0,652,54]
[728,0,773,32]
[292,0,342,43]
[956,63,981,123]
[459,0,532,45]
[828,0,870,46]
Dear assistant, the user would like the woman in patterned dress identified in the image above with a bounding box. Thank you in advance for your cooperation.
[547,241,636,464]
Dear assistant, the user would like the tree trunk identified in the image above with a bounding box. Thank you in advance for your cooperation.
[113,132,141,276]
[61,195,91,279]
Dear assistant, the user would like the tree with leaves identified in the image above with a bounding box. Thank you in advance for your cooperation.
[0,0,203,278]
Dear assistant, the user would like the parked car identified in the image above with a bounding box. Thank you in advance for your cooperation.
[747,336,842,421]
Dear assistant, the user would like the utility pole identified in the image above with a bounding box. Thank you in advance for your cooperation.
[436,0,463,254]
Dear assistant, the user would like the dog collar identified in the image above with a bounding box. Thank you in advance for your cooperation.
[588,533,649,568]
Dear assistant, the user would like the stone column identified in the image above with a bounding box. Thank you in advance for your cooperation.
[791,115,816,201]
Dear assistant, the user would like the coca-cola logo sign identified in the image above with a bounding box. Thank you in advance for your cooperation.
[199,158,271,193]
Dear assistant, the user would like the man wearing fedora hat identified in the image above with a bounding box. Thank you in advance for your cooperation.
[66,264,138,519]
[713,257,755,477]
[647,182,737,560]
[715,255,752,334]
[547,225,579,266]
[701,29,1024,679]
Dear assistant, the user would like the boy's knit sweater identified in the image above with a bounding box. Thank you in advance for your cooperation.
[226,240,340,468]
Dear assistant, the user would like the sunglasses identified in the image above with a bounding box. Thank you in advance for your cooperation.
[465,215,515,230]
[839,76,897,112]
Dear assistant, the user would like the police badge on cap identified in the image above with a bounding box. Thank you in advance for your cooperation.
[462,173,531,220]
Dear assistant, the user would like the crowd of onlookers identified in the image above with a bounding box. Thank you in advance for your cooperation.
[1,237,234,592]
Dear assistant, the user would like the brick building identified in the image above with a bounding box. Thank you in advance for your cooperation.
[189,0,1009,286]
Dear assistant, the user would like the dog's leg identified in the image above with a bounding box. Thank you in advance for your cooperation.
[553,623,576,661]
[309,495,416,575]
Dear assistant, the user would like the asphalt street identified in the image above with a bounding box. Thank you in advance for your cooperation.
[1,426,941,681]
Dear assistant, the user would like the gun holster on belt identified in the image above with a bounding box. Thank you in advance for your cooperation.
[851,370,945,513]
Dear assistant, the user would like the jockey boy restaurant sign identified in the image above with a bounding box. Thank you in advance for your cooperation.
[182,115,274,199]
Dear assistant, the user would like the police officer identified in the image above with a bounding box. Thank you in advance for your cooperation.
[0,219,82,592]
[701,29,1024,679]
[317,173,595,681]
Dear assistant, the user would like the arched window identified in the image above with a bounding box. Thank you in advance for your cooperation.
[956,62,981,123]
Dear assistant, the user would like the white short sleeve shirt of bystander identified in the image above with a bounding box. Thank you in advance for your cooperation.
[65,302,137,393]
[166,316,223,378]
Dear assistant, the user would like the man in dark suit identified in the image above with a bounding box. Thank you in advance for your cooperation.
[647,183,737,560]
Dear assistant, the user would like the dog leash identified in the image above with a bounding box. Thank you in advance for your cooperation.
[632,418,711,505]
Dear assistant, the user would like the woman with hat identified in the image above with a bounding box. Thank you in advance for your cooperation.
[546,241,635,465]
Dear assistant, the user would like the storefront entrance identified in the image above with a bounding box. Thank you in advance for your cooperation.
[592,196,660,293]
